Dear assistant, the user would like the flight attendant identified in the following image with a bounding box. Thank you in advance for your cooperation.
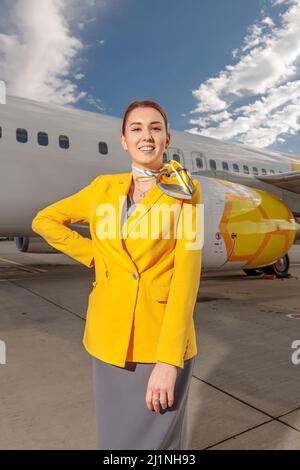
[31,100,202,450]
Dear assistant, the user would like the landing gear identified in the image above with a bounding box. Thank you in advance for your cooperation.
[262,254,290,278]
[243,268,263,276]
[243,254,290,279]
[15,237,29,252]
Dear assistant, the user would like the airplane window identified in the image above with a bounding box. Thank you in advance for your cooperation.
[233,163,239,172]
[253,167,258,175]
[261,168,267,174]
[209,159,217,170]
[243,165,249,174]
[163,152,168,163]
[59,135,69,149]
[270,169,275,174]
[98,141,108,155]
[16,128,28,143]
[172,153,180,163]
[172,154,181,163]
[38,132,48,146]
[222,161,229,171]
[196,157,203,169]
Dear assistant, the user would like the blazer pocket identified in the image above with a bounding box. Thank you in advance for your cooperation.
[151,283,170,302]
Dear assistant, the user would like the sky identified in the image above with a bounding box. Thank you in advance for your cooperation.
[1,0,300,155]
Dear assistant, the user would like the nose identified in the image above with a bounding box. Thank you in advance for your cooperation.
[141,128,154,141]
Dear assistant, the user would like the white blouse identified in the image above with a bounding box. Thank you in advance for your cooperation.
[120,192,136,229]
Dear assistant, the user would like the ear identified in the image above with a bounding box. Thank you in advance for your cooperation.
[165,132,171,148]
[120,134,127,151]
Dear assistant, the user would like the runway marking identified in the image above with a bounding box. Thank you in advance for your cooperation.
[194,376,300,450]
[0,257,47,273]
[11,281,86,321]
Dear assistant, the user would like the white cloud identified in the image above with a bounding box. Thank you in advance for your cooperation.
[77,16,96,31]
[272,0,290,5]
[190,110,231,128]
[187,0,300,148]
[231,48,239,59]
[262,16,275,27]
[0,0,110,106]
[85,95,104,111]
[75,73,85,80]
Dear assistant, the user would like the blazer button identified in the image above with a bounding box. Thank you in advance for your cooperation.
[105,270,109,278]
[132,272,139,280]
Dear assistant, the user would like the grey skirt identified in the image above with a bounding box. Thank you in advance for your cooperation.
[92,356,195,450]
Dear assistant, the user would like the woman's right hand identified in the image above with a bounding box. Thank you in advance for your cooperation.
[145,361,178,412]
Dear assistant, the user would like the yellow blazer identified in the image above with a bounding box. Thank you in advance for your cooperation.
[31,172,202,368]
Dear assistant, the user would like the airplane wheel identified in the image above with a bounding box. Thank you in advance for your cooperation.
[15,237,29,252]
[243,268,263,276]
[262,254,290,278]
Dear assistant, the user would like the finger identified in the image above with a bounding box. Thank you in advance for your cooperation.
[153,394,160,413]
[159,390,168,410]
[167,389,174,408]
[146,388,154,411]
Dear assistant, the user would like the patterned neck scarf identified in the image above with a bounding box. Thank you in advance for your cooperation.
[131,159,194,199]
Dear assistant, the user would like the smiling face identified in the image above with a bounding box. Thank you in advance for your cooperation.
[120,106,170,170]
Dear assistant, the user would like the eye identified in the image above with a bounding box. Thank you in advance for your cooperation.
[131,127,161,131]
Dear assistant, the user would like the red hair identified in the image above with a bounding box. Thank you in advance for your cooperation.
[121,100,169,136]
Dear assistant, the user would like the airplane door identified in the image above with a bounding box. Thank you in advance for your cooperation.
[191,151,208,173]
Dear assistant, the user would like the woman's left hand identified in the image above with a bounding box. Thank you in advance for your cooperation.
[145,361,178,412]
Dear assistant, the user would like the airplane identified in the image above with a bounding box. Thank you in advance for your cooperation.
[1,94,300,279]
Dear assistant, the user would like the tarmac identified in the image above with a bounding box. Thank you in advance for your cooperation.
[0,240,299,450]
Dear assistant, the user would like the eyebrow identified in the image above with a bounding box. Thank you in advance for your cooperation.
[129,121,163,126]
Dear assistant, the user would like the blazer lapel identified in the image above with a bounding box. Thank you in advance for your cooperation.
[98,172,168,269]
[119,172,165,240]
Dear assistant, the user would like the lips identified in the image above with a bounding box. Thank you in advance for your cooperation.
[139,146,155,152]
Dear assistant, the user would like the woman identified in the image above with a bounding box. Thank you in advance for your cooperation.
[31,100,202,450]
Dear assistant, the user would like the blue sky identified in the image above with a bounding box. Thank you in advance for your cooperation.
[1,0,300,155]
